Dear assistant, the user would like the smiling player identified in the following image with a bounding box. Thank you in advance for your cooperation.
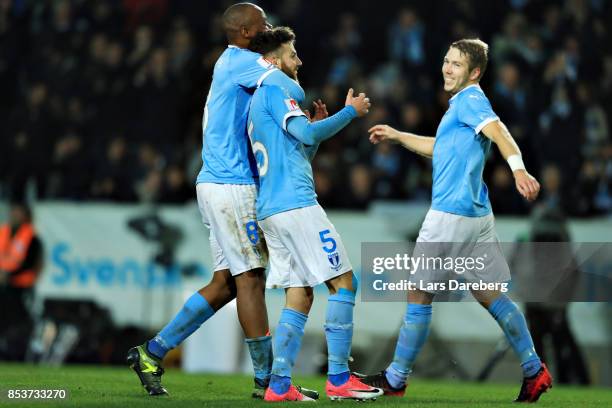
[360,39,552,403]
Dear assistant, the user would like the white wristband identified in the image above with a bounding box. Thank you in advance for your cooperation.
[507,154,526,172]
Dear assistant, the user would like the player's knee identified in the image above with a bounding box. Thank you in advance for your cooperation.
[326,271,355,294]
[234,268,266,292]
[209,269,232,286]
[471,289,502,308]
[304,288,314,308]
[199,269,237,304]
[286,287,314,314]
[407,289,434,304]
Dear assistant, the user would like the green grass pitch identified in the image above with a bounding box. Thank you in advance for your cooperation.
[0,363,610,407]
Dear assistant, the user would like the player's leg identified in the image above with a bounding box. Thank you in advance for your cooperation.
[323,271,382,401]
[474,214,552,401]
[126,267,236,396]
[234,268,268,338]
[196,183,282,397]
[127,183,239,396]
[371,289,434,395]
[361,211,446,395]
[265,287,315,402]
[233,267,273,392]
[148,269,236,359]
[258,208,323,401]
[472,289,552,402]
[324,271,355,387]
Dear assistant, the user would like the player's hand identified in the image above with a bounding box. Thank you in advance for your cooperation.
[514,170,540,202]
[345,88,370,117]
[368,124,400,144]
[312,99,328,121]
[304,99,328,122]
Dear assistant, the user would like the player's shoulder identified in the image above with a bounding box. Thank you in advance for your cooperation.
[459,84,489,101]
[229,46,271,68]
[457,85,492,111]
[251,84,280,110]
[259,84,292,101]
[251,85,268,105]
[255,85,302,114]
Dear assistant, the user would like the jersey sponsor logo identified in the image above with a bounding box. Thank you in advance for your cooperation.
[284,98,300,111]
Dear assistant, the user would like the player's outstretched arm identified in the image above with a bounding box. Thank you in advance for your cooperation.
[286,88,370,146]
[368,125,435,158]
[481,120,540,202]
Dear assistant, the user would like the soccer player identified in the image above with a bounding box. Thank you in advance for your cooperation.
[360,39,553,403]
[127,3,317,399]
[247,27,383,402]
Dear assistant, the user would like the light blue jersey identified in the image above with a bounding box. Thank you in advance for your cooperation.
[431,84,499,217]
[248,85,357,220]
[196,46,304,185]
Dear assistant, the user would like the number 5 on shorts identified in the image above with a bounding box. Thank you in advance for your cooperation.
[319,229,337,253]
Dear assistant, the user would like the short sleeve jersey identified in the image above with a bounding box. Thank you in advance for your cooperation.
[247,85,320,220]
[431,84,499,217]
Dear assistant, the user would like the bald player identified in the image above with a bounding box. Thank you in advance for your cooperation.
[127,3,317,400]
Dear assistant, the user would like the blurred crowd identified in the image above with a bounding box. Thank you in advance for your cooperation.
[1,0,611,216]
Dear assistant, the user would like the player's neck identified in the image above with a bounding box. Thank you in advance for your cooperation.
[451,81,479,96]
[229,38,250,49]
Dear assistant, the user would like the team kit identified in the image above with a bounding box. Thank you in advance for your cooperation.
[127,3,552,404]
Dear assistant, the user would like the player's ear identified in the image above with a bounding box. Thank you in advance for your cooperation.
[266,53,281,68]
[470,67,481,81]
[240,25,251,39]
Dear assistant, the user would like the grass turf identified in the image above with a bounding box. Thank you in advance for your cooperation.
[0,363,610,407]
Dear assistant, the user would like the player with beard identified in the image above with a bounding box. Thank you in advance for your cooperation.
[127,4,317,400]
[247,27,382,402]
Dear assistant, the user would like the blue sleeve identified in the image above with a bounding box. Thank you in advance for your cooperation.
[457,91,499,134]
[232,49,277,89]
[262,70,306,103]
[286,106,357,146]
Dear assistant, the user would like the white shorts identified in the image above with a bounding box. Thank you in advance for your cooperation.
[196,183,267,276]
[417,209,498,243]
[411,209,511,292]
[260,204,352,288]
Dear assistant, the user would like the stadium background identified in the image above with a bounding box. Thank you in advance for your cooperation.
[0,0,611,393]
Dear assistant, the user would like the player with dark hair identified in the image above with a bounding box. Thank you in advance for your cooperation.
[360,39,553,403]
[127,3,317,400]
[247,27,382,402]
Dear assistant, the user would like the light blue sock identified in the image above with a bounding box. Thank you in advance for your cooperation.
[488,295,541,377]
[245,335,273,384]
[269,308,308,394]
[386,303,432,389]
[325,288,355,386]
[147,292,215,359]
